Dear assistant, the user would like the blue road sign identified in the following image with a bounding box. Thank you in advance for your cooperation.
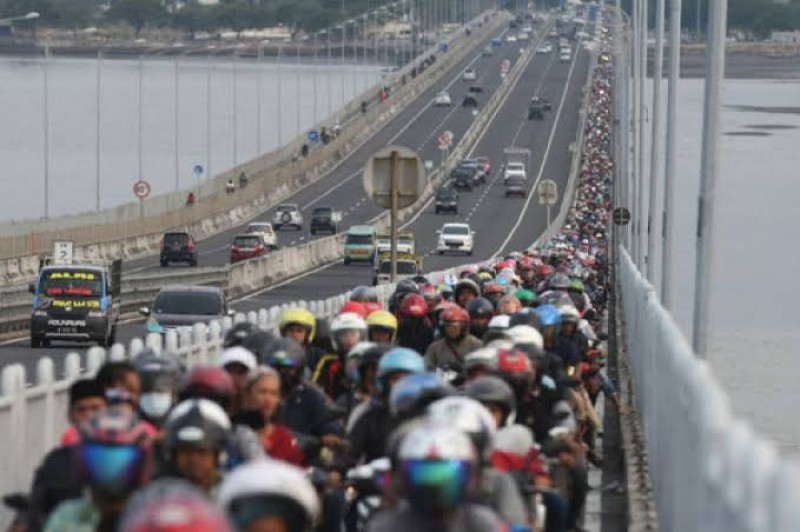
[193,164,204,176]
[308,130,319,143]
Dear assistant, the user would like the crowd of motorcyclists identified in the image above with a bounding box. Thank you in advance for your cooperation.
[2,22,618,532]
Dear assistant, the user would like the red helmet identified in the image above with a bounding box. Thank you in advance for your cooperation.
[459,265,478,278]
[340,301,368,318]
[433,301,460,315]
[178,366,236,412]
[496,348,532,377]
[398,294,428,318]
[538,264,554,278]
[482,283,506,296]
[120,479,233,532]
[363,301,383,316]
[439,305,470,324]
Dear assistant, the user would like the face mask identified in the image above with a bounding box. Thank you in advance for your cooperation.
[139,392,173,420]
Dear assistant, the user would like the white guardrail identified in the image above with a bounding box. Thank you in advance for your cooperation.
[619,247,800,531]
[0,19,560,526]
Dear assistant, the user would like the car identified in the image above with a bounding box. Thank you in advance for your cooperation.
[434,186,459,214]
[436,223,475,255]
[506,34,517,42]
[434,91,452,106]
[462,95,479,108]
[244,221,277,250]
[160,232,198,267]
[310,206,341,234]
[140,285,232,335]
[536,43,553,54]
[272,204,303,231]
[343,225,377,265]
[517,32,530,41]
[482,45,494,56]
[462,68,478,81]
[372,253,422,286]
[528,96,551,119]
[230,233,266,263]
[522,24,533,33]
[467,85,484,94]
[475,156,492,175]
[450,167,476,191]
[560,49,571,63]
[458,160,487,185]
[504,175,527,197]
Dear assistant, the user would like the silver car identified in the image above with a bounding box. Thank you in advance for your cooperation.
[140,285,232,335]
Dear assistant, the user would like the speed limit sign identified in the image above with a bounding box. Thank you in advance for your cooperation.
[133,180,151,199]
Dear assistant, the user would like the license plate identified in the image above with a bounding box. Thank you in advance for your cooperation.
[57,327,78,334]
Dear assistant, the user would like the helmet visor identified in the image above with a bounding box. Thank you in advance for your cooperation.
[401,459,471,511]
[80,442,143,490]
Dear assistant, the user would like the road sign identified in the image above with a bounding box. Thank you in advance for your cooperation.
[437,131,452,151]
[613,207,631,226]
[53,241,74,264]
[133,180,151,199]
[364,146,427,210]
[537,179,558,206]
[444,130,453,145]
[193,164,204,176]
[308,130,319,143]
[501,59,511,74]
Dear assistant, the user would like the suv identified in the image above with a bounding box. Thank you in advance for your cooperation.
[310,207,341,235]
[272,204,303,231]
[435,186,459,214]
[245,222,277,250]
[160,232,198,267]
[140,285,232,335]
[505,175,527,197]
[450,167,475,191]
[459,160,487,185]
[436,223,474,255]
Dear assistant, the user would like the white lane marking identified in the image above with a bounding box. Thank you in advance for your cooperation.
[490,43,582,258]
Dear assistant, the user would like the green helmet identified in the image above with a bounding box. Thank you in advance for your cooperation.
[515,289,536,306]
[568,279,585,294]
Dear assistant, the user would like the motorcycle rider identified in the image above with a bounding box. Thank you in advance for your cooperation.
[366,310,398,344]
[424,305,482,371]
[466,297,494,341]
[395,294,435,356]
[278,308,324,373]
[312,312,368,401]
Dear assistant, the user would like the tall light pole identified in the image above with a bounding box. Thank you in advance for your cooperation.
[630,0,640,263]
[96,51,102,211]
[232,52,238,166]
[277,44,284,147]
[313,32,319,124]
[138,54,144,188]
[42,45,50,219]
[647,0,665,285]
[174,54,180,191]
[257,44,263,153]
[295,40,301,138]
[637,0,648,270]
[692,0,729,358]
[206,50,213,184]
[325,30,333,117]
[340,25,346,106]
[662,0,683,308]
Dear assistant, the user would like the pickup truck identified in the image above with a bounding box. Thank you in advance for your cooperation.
[375,233,416,256]
[372,253,422,286]
[310,207,342,235]
[503,147,531,184]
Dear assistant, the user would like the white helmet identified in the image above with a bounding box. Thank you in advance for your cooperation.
[505,325,544,351]
[463,347,499,373]
[398,422,475,462]
[346,341,377,362]
[330,312,367,351]
[495,424,538,456]
[217,459,320,530]
[427,396,496,459]
[487,314,510,330]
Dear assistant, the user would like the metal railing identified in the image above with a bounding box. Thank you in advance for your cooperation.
[618,247,800,531]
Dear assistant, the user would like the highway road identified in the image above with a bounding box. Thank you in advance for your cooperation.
[0,25,591,378]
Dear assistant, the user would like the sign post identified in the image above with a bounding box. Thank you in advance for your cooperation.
[193,164,204,197]
[537,179,558,227]
[437,130,453,170]
[53,241,74,265]
[133,180,151,217]
[363,146,427,282]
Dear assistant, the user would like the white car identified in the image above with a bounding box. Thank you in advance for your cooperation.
[437,223,474,255]
[272,204,303,231]
[462,68,478,81]
[537,43,553,54]
[517,32,530,41]
[245,221,278,249]
[506,34,517,43]
[434,91,452,106]
[560,49,572,63]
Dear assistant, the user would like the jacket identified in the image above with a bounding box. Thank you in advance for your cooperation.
[424,334,483,370]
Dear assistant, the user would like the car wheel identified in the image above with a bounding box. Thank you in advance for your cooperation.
[344,257,350,265]
[190,258,198,267]
[274,225,281,231]
[437,250,444,255]
[160,259,168,267]
[31,336,40,348]
[467,250,473,256]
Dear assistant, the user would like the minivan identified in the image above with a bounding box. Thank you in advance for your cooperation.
[343,225,377,265]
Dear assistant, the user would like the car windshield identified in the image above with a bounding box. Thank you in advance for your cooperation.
[379,261,418,274]
[233,236,261,247]
[276,205,297,213]
[246,224,270,233]
[508,163,525,171]
[443,226,469,236]
[437,189,455,198]
[164,233,189,246]
[154,292,222,316]
[39,270,103,298]
[314,208,332,216]
[346,234,374,245]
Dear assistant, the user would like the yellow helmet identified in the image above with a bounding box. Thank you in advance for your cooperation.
[366,310,398,341]
[279,308,316,342]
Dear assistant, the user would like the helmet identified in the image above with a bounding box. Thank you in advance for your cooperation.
[477,271,493,283]
[557,303,581,324]
[463,347,499,376]
[538,291,573,308]
[134,351,183,421]
[164,399,231,453]
[496,348,533,392]
[420,283,439,300]
[515,289,536,307]
[178,366,236,411]
[218,460,320,531]
[463,376,516,425]
[454,278,480,299]
[345,341,377,383]
[366,310,398,341]
[237,328,275,360]
[363,301,383,316]
[78,407,154,494]
[223,322,259,349]
[120,479,233,532]
[351,343,390,386]
[466,297,494,319]
[538,264,554,278]
[495,425,537,457]
[389,372,455,420]
[439,305,469,324]
[549,273,571,291]
[509,308,542,330]
[395,279,419,295]
[377,347,425,394]
[505,325,544,350]
[397,423,476,513]
[482,283,506,297]
[426,396,496,459]
[279,308,317,343]
[459,265,478,277]
[398,294,428,318]
[534,304,562,327]
[339,301,368,318]
[568,279,585,294]
[487,314,510,331]
[330,312,367,351]
[350,285,378,303]
[263,338,306,369]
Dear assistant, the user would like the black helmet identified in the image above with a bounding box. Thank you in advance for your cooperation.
[395,279,419,295]
[133,349,184,392]
[467,297,495,318]
[509,308,542,330]
[548,273,571,291]
[350,285,378,303]
[223,322,259,349]
[463,375,516,425]
[164,398,231,453]
[262,338,306,369]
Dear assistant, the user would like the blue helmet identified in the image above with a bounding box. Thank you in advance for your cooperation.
[377,347,425,394]
[389,372,455,420]
[534,304,562,327]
